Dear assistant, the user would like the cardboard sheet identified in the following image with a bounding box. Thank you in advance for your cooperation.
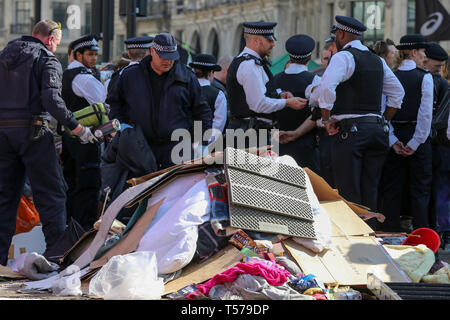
[321,200,374,236]
[0,265,26,280]
[283,237,410,286]
[164,245,243,295]
[304,168,376,215]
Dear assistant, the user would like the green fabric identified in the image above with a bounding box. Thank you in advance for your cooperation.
[93,198,149,261]
[65,102,109,136]
[269,53,320,75]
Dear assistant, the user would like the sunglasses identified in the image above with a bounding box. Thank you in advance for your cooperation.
[48,22,62,36]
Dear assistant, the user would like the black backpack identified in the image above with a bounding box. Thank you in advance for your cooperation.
[431,87,450,147]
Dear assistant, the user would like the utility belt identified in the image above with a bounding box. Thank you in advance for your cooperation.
[0,115,49,141]
[229,117,277,130]
[336,115,384,127]
[391,120,417,125]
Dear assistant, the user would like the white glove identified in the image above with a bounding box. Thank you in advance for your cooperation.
[15,252,59,280]
[74,125,97,144]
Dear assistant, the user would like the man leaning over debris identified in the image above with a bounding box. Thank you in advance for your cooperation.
[108,32,212,170]
[0,20,95,265]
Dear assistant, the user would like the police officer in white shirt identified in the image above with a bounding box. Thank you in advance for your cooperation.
[61,34,106,230]
[380,34,433,232]
[190,54,228,134]
[226,21,307,149]
[311,16,405,228]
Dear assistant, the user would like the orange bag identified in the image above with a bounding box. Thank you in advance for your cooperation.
[15,195,40,235]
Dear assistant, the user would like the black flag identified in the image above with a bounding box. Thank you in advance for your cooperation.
[415,0,450,41]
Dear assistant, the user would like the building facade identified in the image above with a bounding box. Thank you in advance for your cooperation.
[0,0,92,68]
[1,0,449,65]
[112,0,450,63]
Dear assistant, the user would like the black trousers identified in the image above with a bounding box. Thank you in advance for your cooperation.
[316,127,335,188]
[62,132,101,230]
[330,118,389,216]
[0,127,67,265]
[226,118,272,150]
[380,137,432,232]
[279,132,320,172]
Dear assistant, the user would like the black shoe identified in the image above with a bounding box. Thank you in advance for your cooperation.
[400,217,414,233]
[440,231,450,250]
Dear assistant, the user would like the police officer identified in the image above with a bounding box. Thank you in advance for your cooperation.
[309,35,338,187]
[273,34,320,172]
[311,16,404,228]
[380,34,433,231]
[189,54,228,134]
[0,20,96,265]
[108,33,212,169]
[226,21,307,149]
[423,42,450,240]
[104,36,154,94]
[61,34,106,230]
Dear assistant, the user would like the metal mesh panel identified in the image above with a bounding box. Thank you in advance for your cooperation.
[229,205,316,238]
[227,168,309,202]
[224,147,307,188]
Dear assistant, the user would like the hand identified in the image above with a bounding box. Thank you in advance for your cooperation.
[17,252,59,280]
[278,130,298,144]
[402,145,415,156]
[324,119,339,136]
[392,141,406,156]
[286,97,307,110]
[74,125,97,144]
[280,91,294,99]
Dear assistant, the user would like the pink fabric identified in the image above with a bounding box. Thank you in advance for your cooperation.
[187,260,291,299]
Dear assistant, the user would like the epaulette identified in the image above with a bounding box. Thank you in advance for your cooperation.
[79,67,93,75]
[242,53,263,66]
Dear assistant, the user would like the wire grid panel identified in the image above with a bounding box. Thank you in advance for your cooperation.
[224,147,307,188]
[226,168,314,221]
[229,204,316,239]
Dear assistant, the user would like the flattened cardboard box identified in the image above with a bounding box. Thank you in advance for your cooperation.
[283,200,410,285]
[284,237,410,286]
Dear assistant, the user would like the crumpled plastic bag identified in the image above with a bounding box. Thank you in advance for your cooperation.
[88,251,164,300]
[50,265,82,296]
[10,252,59,280]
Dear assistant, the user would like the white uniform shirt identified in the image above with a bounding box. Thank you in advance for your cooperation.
[389,59,434,150]
[310,40,404,121]
[68,60,106,105]
[198,78,228,133]
[236,47,286,115]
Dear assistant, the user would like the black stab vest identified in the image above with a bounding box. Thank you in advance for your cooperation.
[226,53,277,120]
[272,70,315,130]
[200,84,220,114]
[332,47,383,115]
[62,67,91,113]
[393,68,428,122]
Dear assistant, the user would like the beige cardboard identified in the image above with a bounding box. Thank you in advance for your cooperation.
[0,265,26,279]
[164,245,243,295]
[321,200,374,236]
[283,237,410,286]
[304,168,376,215]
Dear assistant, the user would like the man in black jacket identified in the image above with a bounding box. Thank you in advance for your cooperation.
[0,20,95,265]
[108,33,212,170]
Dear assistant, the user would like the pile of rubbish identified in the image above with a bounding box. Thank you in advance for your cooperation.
[2,147,450,300]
